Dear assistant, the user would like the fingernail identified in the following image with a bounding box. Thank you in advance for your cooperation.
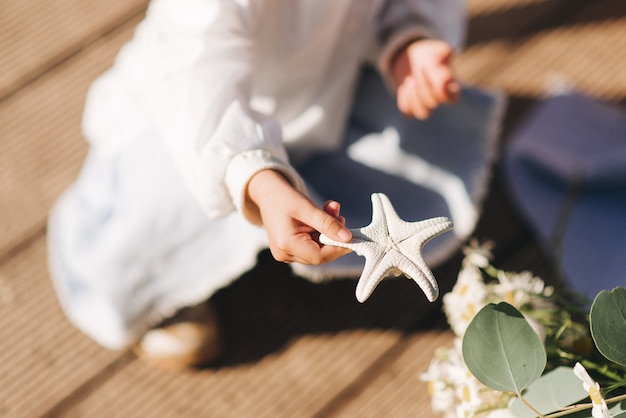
[338,229,352,241]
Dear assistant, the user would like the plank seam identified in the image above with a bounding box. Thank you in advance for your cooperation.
[37,351,136,418]
[0,2,148,104]
[0,225,46,268]
[311,310,446,418]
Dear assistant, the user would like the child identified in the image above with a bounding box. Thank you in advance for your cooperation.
[48,0,499,370]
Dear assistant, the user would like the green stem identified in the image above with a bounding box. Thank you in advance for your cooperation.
[552,320,571,342]
[580,359,626,382]
[608,393,626,402]
[518,393,545,418]
[542,393,626,418]
[543,403,592,418]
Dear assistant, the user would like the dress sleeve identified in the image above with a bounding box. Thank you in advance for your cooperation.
[373,0,467,87]
[140,0,306,221]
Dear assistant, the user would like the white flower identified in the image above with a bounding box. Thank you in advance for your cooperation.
[456,402,476,418]
[455,376,483,412]
[443,265,488,336]
[421,339,469,388]
[462,239,494,268]
[490,270,546,309]
[428,379,456,414]
[421,339,476,415]
[421,338,513,418]
[421,355,457,413]
[573,362,612,418]
[475,388,514,413]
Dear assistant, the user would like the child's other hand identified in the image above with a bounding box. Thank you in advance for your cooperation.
[246,170,352,265]
[392,38,460,120]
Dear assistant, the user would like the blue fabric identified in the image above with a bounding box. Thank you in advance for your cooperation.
[504,94,626,300]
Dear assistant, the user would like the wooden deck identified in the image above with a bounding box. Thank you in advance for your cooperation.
[2,0,625,416]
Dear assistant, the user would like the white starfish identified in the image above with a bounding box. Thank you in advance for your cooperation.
[320,193,453,303]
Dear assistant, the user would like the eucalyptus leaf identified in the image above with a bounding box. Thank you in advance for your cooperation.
[611,400,626,417]
[509,367,588,417]
[462,302,546,393]
[590,286,626,367]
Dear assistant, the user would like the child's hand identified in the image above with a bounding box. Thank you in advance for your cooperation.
[392,38,460,120]
[246,170,352,265]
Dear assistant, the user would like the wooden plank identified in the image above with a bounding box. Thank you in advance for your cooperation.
[328,330,455,417]
[465,0,574,47]
[0,17,141,256]
[460,0,626,101]
[467,0,556,15]
[57,251,453,416]
[0,237,123,417]
[0,0,147,99]
[60,331,403,417]
[486,14,626,100]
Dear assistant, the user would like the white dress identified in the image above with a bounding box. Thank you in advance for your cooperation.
[47,0,503,349]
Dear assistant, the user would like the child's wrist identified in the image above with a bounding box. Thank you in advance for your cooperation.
[244,169,290,223]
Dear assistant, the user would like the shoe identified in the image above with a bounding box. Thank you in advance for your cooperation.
[134,301,223,371]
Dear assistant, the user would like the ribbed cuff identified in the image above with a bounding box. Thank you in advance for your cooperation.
[225,149,308,218]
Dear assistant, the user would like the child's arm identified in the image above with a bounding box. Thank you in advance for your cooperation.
[245,170,352,265]
[373,0,465,118]
[391,38,460,120]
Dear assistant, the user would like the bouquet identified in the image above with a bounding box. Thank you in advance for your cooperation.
[421,241,626,418]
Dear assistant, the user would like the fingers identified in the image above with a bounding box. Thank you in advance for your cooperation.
[310,202,352,243]
[396,39,461,120]
[286,243,352,266]
[323,200,346,225]
[400,71,439,120]
[269,228,351,265]
[398,67,459,119]
[266,199,352,265]
[398,77,431,120]
[425,61,459,105]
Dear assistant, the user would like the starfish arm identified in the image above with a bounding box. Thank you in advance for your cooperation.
[319,193,453,303]
[395,256,439,302]
[395,218,453,261]
[375,194,402,234]
[409,217,454,243]
[378,192,451,242]
[319,230,371,253]
[355,251,409,302]
[354,252,389,303]
[357,251,440,302]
